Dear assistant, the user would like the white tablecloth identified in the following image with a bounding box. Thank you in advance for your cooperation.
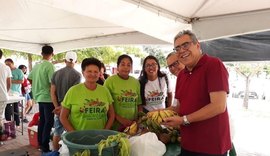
[3,95,25,135]
[4,95,25,104]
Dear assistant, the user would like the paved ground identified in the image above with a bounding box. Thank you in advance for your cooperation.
[1,98,270,156]
[228,98,270,156]
[0,105,41,156]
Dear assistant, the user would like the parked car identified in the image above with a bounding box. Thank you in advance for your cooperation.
[238,91,258,99]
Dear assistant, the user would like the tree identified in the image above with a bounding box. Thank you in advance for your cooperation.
[1,46,147,70]
[142,46,168,67]
[1,47,120,69]
[75,47,122,64]
[262,64,270,78]
[234,63,262,109]
[121,46,145,58]
[52,53,65,64]
[75,46,146,65]
[2,49,42,71]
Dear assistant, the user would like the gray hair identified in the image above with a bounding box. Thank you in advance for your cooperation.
[166,51,177,60]
[174,30,198,44]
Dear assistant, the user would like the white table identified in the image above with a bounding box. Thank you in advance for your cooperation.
[4,96,25,135]
[5,96,25,104]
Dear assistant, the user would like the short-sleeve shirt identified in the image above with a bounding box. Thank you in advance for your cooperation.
[104,75,142,128]
[28,60,55,102]
[143,75,173,111]
[11,68,24,94]
[51,66,81,103]
[61,83,113,130]
[21,77,31,95]
[175,54,231,154]
[0,62,12,101]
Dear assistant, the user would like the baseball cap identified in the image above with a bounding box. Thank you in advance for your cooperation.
[65,51,77,63]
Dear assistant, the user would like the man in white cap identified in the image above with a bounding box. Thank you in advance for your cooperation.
[50,51,81,151]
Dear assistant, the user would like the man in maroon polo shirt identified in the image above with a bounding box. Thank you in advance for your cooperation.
[163,30,231,156]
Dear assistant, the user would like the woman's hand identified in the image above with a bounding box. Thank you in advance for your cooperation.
[121,118,133,127]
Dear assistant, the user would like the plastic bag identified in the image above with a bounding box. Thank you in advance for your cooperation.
[59,140,69,156]
[129,132,166,156]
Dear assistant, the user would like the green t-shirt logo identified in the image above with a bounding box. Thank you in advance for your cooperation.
[80,99,107,120]
[117,90,138,107]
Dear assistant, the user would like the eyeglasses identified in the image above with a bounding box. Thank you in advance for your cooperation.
[145,63,157,69]
[167,60,179,69]
[173,41,193,52]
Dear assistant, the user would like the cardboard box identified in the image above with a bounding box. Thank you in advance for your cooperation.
[28,126,38,148]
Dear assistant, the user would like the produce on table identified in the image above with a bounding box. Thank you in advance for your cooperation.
[124,121,138,136]
[97,133,130,156]
[72,149,90,156]
[124,110,181,144]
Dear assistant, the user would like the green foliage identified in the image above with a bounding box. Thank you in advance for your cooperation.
[235,63,263,77]
[121,46,146,58]
[73,46,146,65]
[2,49,22,58]
[263,64,270,76]
[75,47,121,64]
[1,46,169,68]
[237,64,253,75]
[31,54,42,60]
[53,53,65,62]
[2,49,42,61]
[2,49,30,59]
[142,46,167,67]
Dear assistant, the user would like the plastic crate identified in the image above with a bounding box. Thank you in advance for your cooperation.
[28,126,38,148]
[62,130,119,156]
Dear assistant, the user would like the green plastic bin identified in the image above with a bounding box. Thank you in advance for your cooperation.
[62,130,119,156]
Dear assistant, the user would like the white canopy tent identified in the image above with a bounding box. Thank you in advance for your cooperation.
[1,0,270,55]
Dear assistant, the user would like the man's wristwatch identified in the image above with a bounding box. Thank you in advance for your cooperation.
[182,115,190,126]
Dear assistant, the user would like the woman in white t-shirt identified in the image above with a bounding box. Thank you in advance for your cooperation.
[139,55,173,112]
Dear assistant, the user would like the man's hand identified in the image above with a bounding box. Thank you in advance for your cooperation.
[162,116,183,128]
[53,106,62,115]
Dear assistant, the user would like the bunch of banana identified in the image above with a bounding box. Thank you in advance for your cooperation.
[147,109,178,124]
[137,111,147,118]
[145,117,163,134]
[168,129,180,143]
[97,133,130,156]
[143,109,182,144]
[136,111,148,124]
[73,149,90,156]
[158,129,181,144]
[124,121,138,136]
[133,110,178,134]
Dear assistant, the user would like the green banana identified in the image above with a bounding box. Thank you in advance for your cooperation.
[81,149,90,156]
[170,135,177,143]
[119,137,130,156]
[97,133,130,156]
[138,111,146,118]
[98,140,106,156]
[151,120,163,133]
[73,152,81,156]
[146,118,152,128]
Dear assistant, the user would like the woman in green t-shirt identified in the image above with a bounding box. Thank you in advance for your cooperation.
[104,54,142,131]
[60,58,115,131]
